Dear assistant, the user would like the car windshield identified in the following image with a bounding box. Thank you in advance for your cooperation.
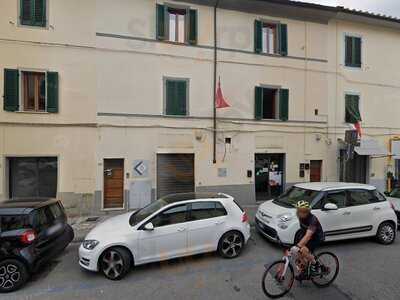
[129,198,169,226]
[273,187,320,208]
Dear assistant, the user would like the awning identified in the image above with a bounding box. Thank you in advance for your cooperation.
[355,139,388,156]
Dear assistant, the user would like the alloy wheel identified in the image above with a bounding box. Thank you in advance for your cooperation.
[101,250,124,279]
[221,233,243,258]
[380,224,395,243]
[0,264,21,290]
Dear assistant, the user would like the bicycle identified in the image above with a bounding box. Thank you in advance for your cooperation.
[261,246,339,298]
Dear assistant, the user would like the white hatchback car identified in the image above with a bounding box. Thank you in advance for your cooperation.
[256,183,397,246]
[79,193,251,280]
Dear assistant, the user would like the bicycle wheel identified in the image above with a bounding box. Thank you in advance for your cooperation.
[262,260,294,299]
[311,252,339,287]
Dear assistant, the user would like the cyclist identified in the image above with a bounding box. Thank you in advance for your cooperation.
[293,200,324,279]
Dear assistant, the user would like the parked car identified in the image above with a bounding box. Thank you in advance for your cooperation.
[256,182,397,246]
[384,187,400,225]
[0,198,74,293]
[79,192,250,280]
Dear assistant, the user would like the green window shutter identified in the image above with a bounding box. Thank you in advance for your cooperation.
[353,37,362,68]
[156,4,166,40]
[47,72,59,113]
[278,24,288,56]
[345,94,361,123]
[3,69,20,112]
[20,0,33,25]
[279,89,289,121]
[188,9,198,45]
[166,80,187,116]
[345,36,353,66]
[254,20,263,53]
[33,0,46,27]
[254,86,263,120]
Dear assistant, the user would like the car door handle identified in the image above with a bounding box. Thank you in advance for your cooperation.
[177,227,187,232]
[343,211,351,216]
[373,207,381,211]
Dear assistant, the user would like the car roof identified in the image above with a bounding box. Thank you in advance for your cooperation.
[294,182,376,192]
[0,198,59,215]
[160,192,231,204]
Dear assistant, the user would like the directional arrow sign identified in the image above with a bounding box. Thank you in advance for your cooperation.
[133,160,149,177]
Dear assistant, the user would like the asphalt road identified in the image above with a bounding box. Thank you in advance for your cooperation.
[3,229,400,300]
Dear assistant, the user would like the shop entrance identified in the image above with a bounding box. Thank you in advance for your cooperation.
[255,153,285,201]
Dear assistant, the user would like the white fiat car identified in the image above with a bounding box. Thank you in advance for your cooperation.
[256,183,397,246]
[79,193,250,280]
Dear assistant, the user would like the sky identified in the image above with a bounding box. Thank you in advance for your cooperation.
[302,0,400,18]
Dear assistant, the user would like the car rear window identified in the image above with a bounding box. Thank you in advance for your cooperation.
[0,215,30,232]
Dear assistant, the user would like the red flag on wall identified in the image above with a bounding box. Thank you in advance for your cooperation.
[216,77,230,109]
[354,121,362,137]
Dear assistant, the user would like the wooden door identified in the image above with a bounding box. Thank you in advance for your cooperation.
[103,159,124,209]
[310,160,322,182]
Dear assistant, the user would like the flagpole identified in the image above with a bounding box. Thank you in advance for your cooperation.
[213,0,220,164]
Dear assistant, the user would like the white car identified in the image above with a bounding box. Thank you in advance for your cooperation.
[256,182,397,246]
[79,192,251,280]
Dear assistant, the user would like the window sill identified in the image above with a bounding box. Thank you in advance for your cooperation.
[18,23,48,30]
[158,39,196,46]
[164,114,189,118]
[16,111,50,114]
[344,64,362,70]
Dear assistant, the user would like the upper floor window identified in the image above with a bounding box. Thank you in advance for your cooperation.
[345,94,361,123]
[164,78,188,116]
[255,86,289,121]
[3,69,59,113]
[255,20,287,56]
[345,35,362,68]
[156,4,198,45]
[20,0,47,27]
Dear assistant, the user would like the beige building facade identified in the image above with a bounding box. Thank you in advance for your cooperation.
[1,0,400,214]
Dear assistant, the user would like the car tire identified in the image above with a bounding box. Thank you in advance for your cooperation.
[376,222,396,245]
[99,247,132,280]
[0,259,29,293]
[218,231,245,259]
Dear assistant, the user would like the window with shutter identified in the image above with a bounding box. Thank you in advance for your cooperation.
[20,0,46,27]
[345,94,361,123]
[165,79,188,116]
[255,21,287,56]
[255,86,289,121]
[156,4,197,44]
[345,35,362,68]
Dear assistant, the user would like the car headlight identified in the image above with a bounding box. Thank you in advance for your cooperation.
[82,240,99,250]
[277,213,293,222]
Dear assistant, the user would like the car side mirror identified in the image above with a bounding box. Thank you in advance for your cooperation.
[384,191,390,196]
[143,222,154,231]
[323,203,338,211]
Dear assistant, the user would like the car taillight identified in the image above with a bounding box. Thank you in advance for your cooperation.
[21,230,37,244]
[242,212,249,223]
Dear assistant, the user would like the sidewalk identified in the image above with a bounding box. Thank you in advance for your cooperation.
[69,205,260,243]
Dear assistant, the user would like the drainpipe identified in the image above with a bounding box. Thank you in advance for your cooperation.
[212,0,220,164]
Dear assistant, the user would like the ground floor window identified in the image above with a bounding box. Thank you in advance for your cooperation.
[255,153,285,201]
[8,157,58,198]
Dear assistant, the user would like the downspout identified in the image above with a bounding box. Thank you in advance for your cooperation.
[213,0,220,164]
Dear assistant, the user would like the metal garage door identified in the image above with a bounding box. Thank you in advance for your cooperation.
[157,154,194,198]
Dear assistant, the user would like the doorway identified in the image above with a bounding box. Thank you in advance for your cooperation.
[340,151,368,184]
[103,159,124,209]
[255,153,285,201]
[310,160,323,182]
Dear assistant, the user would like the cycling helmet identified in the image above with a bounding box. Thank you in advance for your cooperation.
[295,200,310,209]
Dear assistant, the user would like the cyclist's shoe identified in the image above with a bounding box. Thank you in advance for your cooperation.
[309,262,321,276]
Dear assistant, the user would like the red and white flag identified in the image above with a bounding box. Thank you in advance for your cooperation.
[354,121,362,137]
[216,77,230,109]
